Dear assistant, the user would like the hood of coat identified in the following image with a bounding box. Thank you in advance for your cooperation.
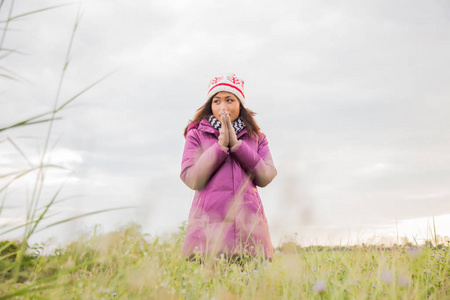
[187,119,248,139]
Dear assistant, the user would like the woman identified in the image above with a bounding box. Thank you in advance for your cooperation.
[180,74,277,261]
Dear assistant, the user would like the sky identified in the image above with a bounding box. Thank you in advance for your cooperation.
[1,0,450,247]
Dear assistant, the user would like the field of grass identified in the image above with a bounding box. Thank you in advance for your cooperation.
[1,224,449,299]
[1,3,450,299]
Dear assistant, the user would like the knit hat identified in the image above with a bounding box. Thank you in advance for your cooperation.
[207,74,245,105]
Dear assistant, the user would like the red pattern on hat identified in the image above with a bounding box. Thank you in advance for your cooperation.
[207,74,246,104]
[209,76,224,86]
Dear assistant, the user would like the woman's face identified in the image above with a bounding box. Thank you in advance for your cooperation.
[211,91,241,122]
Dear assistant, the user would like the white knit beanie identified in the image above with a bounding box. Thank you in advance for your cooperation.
[207,74,245,105]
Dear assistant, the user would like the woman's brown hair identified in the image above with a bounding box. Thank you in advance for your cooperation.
[183,94,261,140]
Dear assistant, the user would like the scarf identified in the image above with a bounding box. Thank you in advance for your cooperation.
[208,115,246,135]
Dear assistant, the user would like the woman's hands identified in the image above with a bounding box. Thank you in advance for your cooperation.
[218,112,230,150]
[217,110,239,151]
[225,112,238,148]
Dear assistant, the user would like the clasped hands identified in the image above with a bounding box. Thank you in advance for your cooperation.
[218,110,241,151]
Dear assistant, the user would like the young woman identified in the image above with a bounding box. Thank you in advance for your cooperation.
[180,74,277,262]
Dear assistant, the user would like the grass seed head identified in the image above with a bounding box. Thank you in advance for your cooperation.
[398,275,411,288]
[381,269,393,285]
[312,280,327,293]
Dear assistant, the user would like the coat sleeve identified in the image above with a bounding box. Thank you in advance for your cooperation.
[230,133,277,187]
[180,129,229,190]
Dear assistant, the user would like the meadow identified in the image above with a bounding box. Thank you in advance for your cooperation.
[1,3,450,299]
[1,224,449,299]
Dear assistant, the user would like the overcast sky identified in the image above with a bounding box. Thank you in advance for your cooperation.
[1,0,450,247]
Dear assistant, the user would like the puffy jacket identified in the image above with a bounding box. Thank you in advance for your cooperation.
[180,119,277,259]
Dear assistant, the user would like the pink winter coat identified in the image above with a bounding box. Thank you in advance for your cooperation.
[180,119,277,259]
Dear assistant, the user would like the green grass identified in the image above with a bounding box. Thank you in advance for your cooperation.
[0,224,449,299]
[1,2,450,299]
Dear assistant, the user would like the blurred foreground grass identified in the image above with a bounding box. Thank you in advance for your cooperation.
[1,3,450,299]
[1,224,449,299]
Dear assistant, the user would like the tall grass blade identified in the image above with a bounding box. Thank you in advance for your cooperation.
[0,4,74,23]
[0,189,6,216]
[0,211,61,236]
[25,8,82,235]
[0,65,28,82]
[0,240,14,258]
[0,250,16,261]
[0,48,24,54]
[6,137,33,168]
[0,0,13,50]
[35,206,135,232]
[0,51,12,59]
[0,73,19,81]
[432,215,437,247]
[0,165,66,194]
[55,70,117,113]
[0,170,35,179]
[27,179,67,238]
[0,117,62,132]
